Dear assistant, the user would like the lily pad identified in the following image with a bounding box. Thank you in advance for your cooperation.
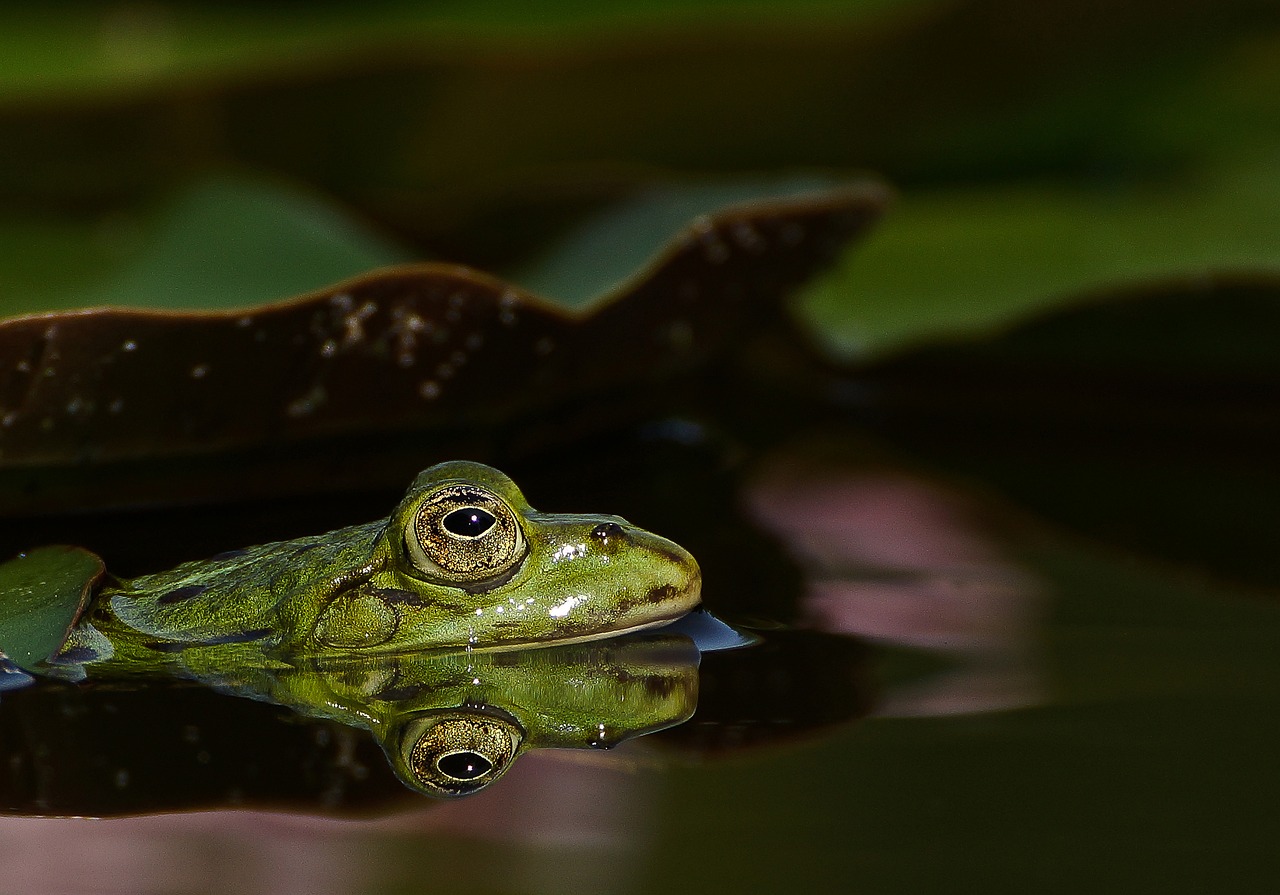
[800,162,1280,359]
[0,546,103,669]
[0,184,886,513]
[0,177,411,319]
[516,176,839,308]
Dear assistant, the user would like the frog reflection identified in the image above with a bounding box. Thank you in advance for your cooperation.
[4,631,698,800]
[177,633,700,797]
[0,460,704,798]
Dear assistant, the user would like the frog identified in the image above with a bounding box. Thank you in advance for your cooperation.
[0,460,701,679]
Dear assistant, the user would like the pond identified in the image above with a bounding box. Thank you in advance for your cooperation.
[2,3,1279,884]
[1,384,1275,893]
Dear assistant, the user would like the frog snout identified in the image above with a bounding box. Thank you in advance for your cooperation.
[678,557,702,604]
[645,538,702,609]
[586,519,701,606]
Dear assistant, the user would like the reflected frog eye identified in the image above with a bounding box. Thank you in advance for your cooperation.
[436,750,491,780]
[402,714,522,797]
[406,485,525,584]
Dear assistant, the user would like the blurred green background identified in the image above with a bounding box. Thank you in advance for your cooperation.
[2,0,1278,361]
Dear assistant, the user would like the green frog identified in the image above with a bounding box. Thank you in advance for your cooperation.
[0,461,702,677]
[0,463,706,799]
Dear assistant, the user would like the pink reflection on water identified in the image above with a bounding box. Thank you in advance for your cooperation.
[0,749,653,895]
[747,449,1043,716]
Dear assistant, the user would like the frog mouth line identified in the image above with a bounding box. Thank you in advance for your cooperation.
[464,577,702,653]
[465,613,698,653]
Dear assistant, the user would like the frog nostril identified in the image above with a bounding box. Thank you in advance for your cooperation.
[591,522,625,542]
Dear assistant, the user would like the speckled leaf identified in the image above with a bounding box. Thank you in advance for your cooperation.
[0,184,886,512]
[517,176,839,308]
[0,546,103,669]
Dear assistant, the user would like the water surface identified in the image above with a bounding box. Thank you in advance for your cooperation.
[1,424,1275,894]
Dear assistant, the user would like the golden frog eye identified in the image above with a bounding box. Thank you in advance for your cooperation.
[406,484,525,583]
[401,713,522,797]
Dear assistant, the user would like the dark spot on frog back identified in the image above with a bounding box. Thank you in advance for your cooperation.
[145,640,189,653]
[201,628,274,645]
[144,628,273,652]
[157,584,209,605]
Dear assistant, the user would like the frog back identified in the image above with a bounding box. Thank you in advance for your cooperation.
[99,520,387,652]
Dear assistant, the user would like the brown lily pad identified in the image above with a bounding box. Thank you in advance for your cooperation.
[0,184,886,514]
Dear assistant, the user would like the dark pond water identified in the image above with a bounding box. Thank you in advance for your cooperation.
[0,408,1276,895]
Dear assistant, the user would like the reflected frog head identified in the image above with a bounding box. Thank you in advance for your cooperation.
[311,633,702,798]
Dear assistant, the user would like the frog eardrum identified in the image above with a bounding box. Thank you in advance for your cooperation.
[406,484,526,585]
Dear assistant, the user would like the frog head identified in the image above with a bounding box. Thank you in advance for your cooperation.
[312,461,702,652]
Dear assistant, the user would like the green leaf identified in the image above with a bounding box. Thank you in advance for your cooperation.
[0,177,410,317]
[798,162,1280,359]
[0,546,103,669]
[515,176,836,308]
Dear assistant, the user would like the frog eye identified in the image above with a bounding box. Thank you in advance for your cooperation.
[400,713,522,797]
[407,485,526,584]
[442,507,496,538]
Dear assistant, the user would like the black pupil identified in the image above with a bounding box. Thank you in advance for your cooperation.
[442,507,496,537]
[437,751,492,780]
